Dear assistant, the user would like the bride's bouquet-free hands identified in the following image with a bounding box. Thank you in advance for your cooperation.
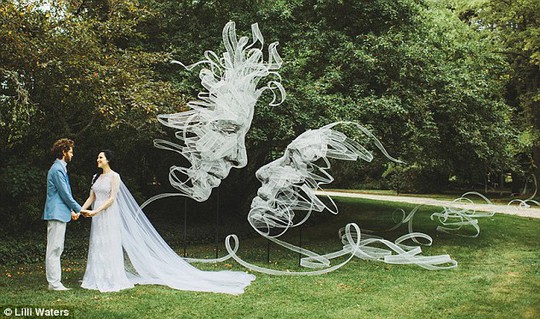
[81,209,97,217]
[71,211,81,220]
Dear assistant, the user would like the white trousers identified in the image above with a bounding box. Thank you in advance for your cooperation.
[46,220,67,287]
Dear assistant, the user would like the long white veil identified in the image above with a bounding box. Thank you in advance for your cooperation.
[116,181,255,295]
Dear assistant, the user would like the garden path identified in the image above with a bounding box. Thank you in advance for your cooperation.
[315,190,540,219]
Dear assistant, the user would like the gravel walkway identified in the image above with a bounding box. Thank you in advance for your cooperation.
[315,190,540,219]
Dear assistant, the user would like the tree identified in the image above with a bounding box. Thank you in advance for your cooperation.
[0,0,520,233]
[140,0,514,196]
[0,0,183,232]
[443,0,540,188]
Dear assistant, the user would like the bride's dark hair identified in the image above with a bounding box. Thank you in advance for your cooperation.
[92,149,114,185]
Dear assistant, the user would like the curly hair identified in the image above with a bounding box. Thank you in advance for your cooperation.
[51,138,74,159]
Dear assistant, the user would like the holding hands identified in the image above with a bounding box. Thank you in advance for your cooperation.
[72,210,97,219]
[80,209,98,217]
[71,211,80,220]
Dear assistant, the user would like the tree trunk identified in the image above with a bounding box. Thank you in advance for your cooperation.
[533,146,540,198]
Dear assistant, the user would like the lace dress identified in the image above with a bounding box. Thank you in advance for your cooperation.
[81,172,134,292]
[81,172,255,294]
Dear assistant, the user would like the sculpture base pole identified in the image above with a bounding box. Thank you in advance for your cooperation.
[215,189,220,259]
[299,226,303,264]
[183,198,188,257]
[267,239,270,263]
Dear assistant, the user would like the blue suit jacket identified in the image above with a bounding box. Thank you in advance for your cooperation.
[42,159,82,223]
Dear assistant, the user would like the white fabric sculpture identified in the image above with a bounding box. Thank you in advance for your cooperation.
[143,21,284,207]
[248,122,398,238]
[431,192,495,237]
[222,122,458,275]
[144,21,458,274]
[388,192,497,238]
[508,174,539,208]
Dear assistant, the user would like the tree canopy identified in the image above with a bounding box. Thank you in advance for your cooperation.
[441,0,540,184]
[0,0,531,231]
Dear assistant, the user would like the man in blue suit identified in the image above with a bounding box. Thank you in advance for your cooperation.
[43,138,83,291]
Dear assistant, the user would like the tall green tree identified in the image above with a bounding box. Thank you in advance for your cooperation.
[140,0,514,196]
[0,0,183,231]
[0,0,520,233]
[444,0,540,187]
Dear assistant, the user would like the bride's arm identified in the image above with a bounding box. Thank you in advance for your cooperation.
[81,190,95,210]
[78,190,96,217]
[91,174,120,216]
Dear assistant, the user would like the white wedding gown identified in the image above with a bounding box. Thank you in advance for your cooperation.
[81,172,255,294]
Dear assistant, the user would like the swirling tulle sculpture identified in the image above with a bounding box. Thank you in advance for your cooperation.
[142,21,457,274]
[386,192,496,240]
[249,122,398,238]
[430,192,495,237]
[143,21,284,207]
[222,122,458,274]
[508,174,539,208]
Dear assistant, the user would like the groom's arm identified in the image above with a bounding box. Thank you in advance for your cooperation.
[51,169,82,213]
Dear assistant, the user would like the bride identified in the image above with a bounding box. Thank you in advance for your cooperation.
[79,150,255,294]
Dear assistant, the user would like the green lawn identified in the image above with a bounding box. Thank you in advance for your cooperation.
[1,198,539,319]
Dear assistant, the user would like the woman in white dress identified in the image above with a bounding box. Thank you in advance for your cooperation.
[80,150,255,294]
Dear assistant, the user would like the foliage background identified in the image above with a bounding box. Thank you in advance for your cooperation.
[0,0,537,236]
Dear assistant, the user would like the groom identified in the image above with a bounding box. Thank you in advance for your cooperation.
[43,138,84,291]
